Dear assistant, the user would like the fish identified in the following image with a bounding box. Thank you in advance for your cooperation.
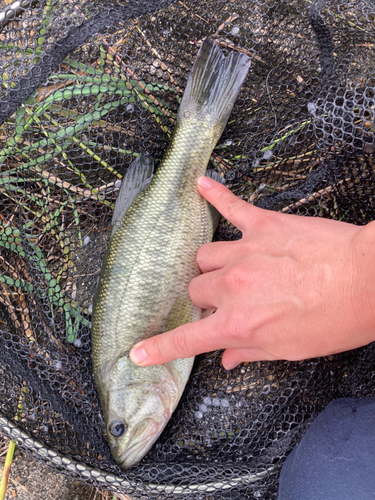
[91,36,250,471]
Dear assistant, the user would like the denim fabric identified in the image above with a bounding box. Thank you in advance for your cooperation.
[278,397,375,500]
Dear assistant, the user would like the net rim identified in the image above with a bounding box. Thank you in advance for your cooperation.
[0,415,275,495]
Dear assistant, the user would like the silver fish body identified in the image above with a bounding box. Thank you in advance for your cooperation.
[91,37,250,470]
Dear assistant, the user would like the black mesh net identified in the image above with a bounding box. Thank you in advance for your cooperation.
[1,0,375,498]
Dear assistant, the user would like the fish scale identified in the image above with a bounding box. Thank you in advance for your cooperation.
[91,36,250,470]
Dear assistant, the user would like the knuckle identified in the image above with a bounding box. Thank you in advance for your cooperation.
[250,209,277,231]
[223,314,246,345]
[196,243,211,267]
[171,330,191,358]
[149,337,165,360]
[220,266,246,291]
[236,238,255,255]
[225,197,244,220]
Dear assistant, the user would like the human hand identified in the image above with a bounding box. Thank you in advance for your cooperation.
[130,176,375,369]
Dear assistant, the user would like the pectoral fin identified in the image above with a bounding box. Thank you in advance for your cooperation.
[205,169,225,232]
[111,152,154,236]
[163,294,200,333]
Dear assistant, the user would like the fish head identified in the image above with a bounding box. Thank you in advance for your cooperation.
[105,356,180,470]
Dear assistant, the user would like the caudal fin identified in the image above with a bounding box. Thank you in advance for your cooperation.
[177,37,250,135]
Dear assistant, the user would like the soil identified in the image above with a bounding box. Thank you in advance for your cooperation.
[0,434,106,500]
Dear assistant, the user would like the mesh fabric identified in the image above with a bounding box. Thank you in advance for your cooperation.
[1,0,375,498]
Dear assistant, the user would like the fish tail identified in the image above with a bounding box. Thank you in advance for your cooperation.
[177,37,250,134]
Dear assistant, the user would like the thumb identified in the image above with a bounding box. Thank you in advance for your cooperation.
[129,314,220,366]
[197,176,255,232]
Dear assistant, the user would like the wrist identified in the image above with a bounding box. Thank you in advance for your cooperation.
[351,220,375,342]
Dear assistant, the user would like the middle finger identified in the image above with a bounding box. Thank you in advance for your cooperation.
[188,271,219,309]
[197,240,241,273]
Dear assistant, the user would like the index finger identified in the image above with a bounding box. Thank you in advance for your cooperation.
[197,176,255,232]
[129,313,222,366]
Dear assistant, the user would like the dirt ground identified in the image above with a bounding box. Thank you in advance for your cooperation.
[0,434,115,500]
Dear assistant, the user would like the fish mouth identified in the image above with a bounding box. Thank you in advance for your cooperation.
[116,413,170,471]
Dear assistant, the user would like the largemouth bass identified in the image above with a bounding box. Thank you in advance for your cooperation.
[92,37,250,471]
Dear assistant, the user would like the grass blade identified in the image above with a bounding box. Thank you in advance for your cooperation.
[0,440,15,500]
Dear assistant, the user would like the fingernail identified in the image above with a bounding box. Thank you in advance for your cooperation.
[197,176,213,189]
[224,362,239,371]
[130,345,147,364]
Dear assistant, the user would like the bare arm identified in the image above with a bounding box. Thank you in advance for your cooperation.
[130,176,375,369]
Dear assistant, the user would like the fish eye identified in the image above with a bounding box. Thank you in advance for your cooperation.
[109,420,126,438]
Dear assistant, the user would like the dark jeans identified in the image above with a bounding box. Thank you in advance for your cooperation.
[277,397,375,500]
